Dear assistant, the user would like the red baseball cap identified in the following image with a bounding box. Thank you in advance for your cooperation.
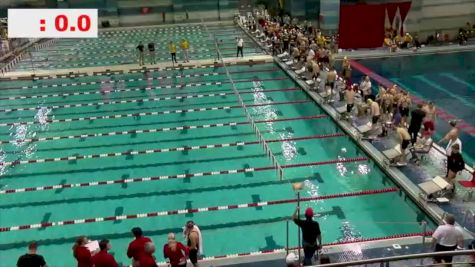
[305,208,314,218]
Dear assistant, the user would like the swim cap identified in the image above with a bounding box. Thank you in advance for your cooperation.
[305,207,314,218]
[286,252,298,264]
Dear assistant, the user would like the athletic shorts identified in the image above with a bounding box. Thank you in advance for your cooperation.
[424,120,434,131]
[400,107,409,117]
[372,115,380,124]
[346,104,354,113]
[189,248,198,264]
[401,139,410,150]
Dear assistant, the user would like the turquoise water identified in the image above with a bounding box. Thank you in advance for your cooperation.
[15,24,261,70]
[0,62,437,266]
[356,51,475,163]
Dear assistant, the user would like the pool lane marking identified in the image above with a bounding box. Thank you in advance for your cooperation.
[0,76,287,101]
[0,186,390,231]
[3,68,277,92]
[0,115,327,145]
[350,60,475,137]
[0,157,367,195]
[0,133,345,167]
[0,98,310,127]
[0,88,299,113]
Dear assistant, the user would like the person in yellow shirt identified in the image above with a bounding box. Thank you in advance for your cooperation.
[394,34,402,47]
[180,38,190,63]
[168,41,177,64]
[402,32,413,48]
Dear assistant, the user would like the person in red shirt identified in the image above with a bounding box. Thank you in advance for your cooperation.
[92,239,118,267]
[163,233,189,267]
[72,236,93,267]
[137,242,158,267]
[127,227,152,267]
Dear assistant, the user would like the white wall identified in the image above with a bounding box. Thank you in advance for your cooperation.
[405,0,475,39]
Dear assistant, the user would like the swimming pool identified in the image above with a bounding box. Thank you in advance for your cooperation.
[0,59,438,266]
[355,50,475,163]
[14,23,261,71]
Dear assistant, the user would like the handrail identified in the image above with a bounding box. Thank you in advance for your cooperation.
[313,250,475,267]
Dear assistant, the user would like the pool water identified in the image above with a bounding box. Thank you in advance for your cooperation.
[14,23,261,70]
[0,60,437,266]
[355,51,475,163]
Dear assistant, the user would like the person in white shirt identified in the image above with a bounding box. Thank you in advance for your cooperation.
[236,37,244,57]
[306,48,315,63]
[360,76,372,101]
[431,214,464,265]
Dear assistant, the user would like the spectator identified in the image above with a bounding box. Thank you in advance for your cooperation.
[127,227,152,266]
[359,76,372,101]
[446,143,465,193]
[92,239,119,267]
[72,236,93,267]
[184,221,203,267]
[163,233,189,267]
[432,214,464,265]
[292,207,322,266]
[236,37,244,57]
[180,38,190,63]
[136,41,144,66]
[168,41,178,65]
[17,242,47,267]
[138,242,158,267]
[408,103,426,145]
[147,42,156,65]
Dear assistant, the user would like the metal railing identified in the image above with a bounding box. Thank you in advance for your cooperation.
[313,250,475,266]
[201,20,284,181]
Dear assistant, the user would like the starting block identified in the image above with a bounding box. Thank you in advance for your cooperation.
[419,176,452,201]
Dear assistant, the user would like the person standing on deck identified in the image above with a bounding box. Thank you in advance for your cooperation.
[432,214,464,265]
[168,41,178,65]
[92,240,119,267]
[446,143,465,194]
[184,221,203,267]
[408,103,426,146]
[438,120,462,156]
[17,242,47,267]
[292,207,322,266]
[180,38,190,63]
[359,76,372,101]
[396,122,411,165]
[422,101,436,138]
[127,227,152,267]
[136,41,145,66]
[147,42,156,65]
[236,37,244,58]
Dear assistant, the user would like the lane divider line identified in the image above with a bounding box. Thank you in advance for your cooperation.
[0,186,392,231]
[0,88,298,113]
[0,157,368,194]
[3,68,276,91]
[0,77,288,102]
[0,133,345,166]
[0,115,327,145]
[0,100,312,127]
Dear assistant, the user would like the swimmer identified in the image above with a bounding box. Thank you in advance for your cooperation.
[438,120,462,155]
[368,99,381,127]
[396,122,411,165]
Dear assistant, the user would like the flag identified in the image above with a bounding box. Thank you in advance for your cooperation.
[393,7,402,36]
[384,8,391,32]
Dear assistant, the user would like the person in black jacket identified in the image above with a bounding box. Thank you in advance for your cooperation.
[446,143,465,193]
[17,242,47,267]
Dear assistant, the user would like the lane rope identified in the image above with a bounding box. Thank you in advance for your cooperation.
[0,157,368,195]
[0,115,327,145]
[0,88,298,113]
[0,133,345,166]
[0,99,311,127]
[0,186,393,232]
[0,77,287,101]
